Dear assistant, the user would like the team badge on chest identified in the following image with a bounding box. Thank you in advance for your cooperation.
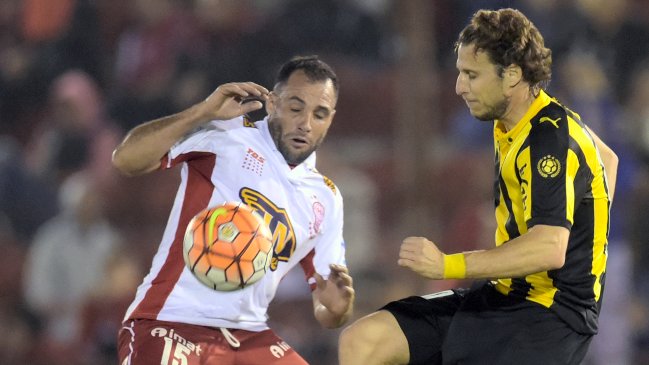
[309,198,325,238]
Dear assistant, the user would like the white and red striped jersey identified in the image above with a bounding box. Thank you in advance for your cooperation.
[123,116,346,331]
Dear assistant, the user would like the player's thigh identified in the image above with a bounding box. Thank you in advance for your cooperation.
[236,329,308,365]
[118,319,228,365]
[382,290,463,365]
[340,309,410,363]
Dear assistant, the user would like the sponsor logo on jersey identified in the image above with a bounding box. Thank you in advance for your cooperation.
[240,188,296,270]
[242,147,265,176]
[539,116,561,128]
[519,163,529,211]
[537,155,561,178]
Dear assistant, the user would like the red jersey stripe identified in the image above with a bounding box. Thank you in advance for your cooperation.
[130,152,216,319]
[300,249,316,291]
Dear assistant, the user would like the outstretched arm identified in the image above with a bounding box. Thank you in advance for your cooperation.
[312,264,355,328]
[398,224,569,280]
[112,82,269,176]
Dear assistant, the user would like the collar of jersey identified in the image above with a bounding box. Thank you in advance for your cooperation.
[257,117,317,174]
[494,89,552,144]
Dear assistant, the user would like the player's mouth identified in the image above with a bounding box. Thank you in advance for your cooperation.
[288,136,310,149]
[463,98,477,106]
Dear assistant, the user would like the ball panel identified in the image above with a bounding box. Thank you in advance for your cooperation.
[252,249,272,272]
[204,267,227,287]
[224,264,242,284]
[246,270,265,285]
[206,251,236,271]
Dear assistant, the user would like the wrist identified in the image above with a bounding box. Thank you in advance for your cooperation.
[443,253,466,279]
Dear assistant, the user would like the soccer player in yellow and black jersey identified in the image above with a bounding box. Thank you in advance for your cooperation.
[338,8,619,365]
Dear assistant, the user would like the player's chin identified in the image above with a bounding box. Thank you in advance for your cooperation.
[285,148,312,165]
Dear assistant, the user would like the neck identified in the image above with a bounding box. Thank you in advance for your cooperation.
[499,88,537,131]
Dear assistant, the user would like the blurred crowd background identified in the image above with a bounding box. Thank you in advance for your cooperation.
[1,0,649,364]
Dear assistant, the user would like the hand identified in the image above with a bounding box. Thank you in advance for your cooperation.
[197,82,269,121]
[398,236,445,279]
[314,264,355,318]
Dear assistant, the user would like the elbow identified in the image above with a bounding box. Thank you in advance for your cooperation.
[531,225,568,271]
[609,152,619,173]
[547,249,566,270]
[111,148,129,175]
[601,145,619,172]
[111,148,140,177]
[545,237,567,270]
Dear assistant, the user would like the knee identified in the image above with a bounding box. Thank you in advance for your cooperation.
[339,312,392,352]
[339,311,409,365]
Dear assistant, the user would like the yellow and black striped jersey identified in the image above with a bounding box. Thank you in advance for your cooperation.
[492,90,611,334]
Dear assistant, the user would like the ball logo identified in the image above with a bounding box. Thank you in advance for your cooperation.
[218,222,239,243]
[537,155,561,178]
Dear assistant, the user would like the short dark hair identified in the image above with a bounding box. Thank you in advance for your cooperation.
[274,55,339,98]
[455,8,552,90]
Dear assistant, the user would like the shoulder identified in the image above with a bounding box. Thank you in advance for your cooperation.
[204,115,259,132]
[173,116,259,151]
[530,100,569,132]
[306,165,343,201]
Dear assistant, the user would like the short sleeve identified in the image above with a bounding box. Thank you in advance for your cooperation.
[523,108,574,229]
[300,188,346,291]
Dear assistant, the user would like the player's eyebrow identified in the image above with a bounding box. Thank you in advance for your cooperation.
[287,96,332,115]
[287,96,305,105]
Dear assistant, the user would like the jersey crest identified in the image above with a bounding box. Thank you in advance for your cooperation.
[239,188,296,270]
[537,155,561,178]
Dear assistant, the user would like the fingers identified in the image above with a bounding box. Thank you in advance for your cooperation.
[329,263,349,275]
[329,264,353,285]
[239,100,264,114]
[219,82,269,100]
[314,272,326,290]
[398,237,427,270]
[397,258,413,268]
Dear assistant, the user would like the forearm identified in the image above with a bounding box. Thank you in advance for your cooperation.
[459,225,569,279]
[112,103,209,176]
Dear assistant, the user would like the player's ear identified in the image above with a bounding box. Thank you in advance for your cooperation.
[503,64,523,88]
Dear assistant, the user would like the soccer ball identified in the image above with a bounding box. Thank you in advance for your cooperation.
[183,202,274,291]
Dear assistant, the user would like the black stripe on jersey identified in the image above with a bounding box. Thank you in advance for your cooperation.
[494,148,501,208]
[509,277,533,299]
[499,176,520,239]
[550,196,599,334]
[568,135,594,201]
[526,104,571,229]
[549,198,596,296]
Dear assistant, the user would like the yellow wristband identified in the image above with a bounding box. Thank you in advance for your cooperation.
[443,253,466,279]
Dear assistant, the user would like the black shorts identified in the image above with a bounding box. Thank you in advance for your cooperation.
[382,281,592,365]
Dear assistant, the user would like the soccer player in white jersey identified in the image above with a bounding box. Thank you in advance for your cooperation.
[112,56,354,364]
